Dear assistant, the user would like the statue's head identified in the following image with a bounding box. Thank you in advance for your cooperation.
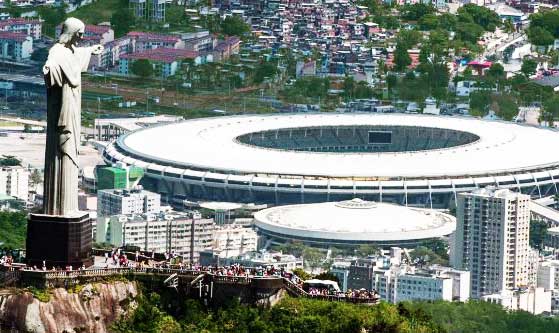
[58,17,85,45]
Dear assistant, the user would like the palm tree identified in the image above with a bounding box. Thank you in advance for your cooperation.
[503,19,515,34]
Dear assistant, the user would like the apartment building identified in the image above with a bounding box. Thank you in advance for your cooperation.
[0,167,29,201]
[453,187,532,299]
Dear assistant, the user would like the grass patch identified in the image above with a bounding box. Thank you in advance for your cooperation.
[0,121,20,127]
[28,286,51,302]
[72,0,126,25]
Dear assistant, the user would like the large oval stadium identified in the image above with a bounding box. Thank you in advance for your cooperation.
[102,113,559,208]
[253,198,456,247]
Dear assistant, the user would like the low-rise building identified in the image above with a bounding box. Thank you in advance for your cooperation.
[200,250,303,270]
[0,18,41,40]
[373,266,470,303]
[0,167,29,201]
[98,210,214,262]
[0,31,32,60]
[213,36,240,61]
[482,287,551,315]
[537,259,559,291]
[119,48,204,78]
[127,31,184,52]
[182,30,216,53]
[97,187,160,217]
[211,224,258,258]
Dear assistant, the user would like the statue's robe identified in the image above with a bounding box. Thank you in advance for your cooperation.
[43,43,92,216]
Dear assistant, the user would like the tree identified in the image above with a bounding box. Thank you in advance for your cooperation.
[110,9,135,37]
[491,94,519,121]
[355,244,380,257]
[37,5,67,37]
[542,95,559,126]
[418,13,439,31]
[428,29,450,58]
[529,9,559,40]
[503,19,515,34]
[521,58,538,77]
[292,268,312,281]
[457,4,500,32]
[401,3,435,21]
[30,47,49,63]
[438,13,457,31]
[530,219,548,250]
[386,74,397,93]
[221,16,250,37]
[397,29,422,49]
[456,22,485,44]
[486,63,505,80]
[393,43,411,72]
[527,26,555,47]
[303,247,325,272]
[469,90,491,116]
[30,169,42,190]
[131,59,153,78]
[314,272,339,283]
[0,155,21,167]
[253,61,277,84]
[0,211,27,249]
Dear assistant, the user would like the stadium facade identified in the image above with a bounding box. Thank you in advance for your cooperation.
[102,113,559,208]
[253,198,456,248]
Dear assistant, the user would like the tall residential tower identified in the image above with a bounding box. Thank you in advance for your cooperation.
[453,187,531,299]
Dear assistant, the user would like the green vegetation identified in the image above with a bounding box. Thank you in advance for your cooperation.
[407,300,559,333]
[131,59,154,78]
[113,294,444,333]
[542,95,559,126]
[112,292,559,333]
[111,6,136,37]
[73,0,127,26]
[0,155,21,167]
[0,211,27,249]
[221,16,251,37]
[37,5,67,37]
[527,9,559,47]
[282,77,329,101]
[530,220,548,250]
[355,244,381,257]
[521,58,538,77]
[411,239,449,266]
[28,286,51,302]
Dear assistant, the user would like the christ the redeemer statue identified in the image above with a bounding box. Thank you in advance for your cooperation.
[42,17,103,216]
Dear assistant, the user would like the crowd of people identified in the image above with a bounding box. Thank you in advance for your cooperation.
[305,287,378,300]
[2,248,378,302]
[0,255,14,266]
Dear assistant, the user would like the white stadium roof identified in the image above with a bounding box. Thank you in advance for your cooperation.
[253,199,456,242]
[118,113,559,179]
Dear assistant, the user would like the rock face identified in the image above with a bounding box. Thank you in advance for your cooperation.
[0,281,138,333]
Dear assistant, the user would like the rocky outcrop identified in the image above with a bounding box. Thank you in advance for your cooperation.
[0,281,138,333]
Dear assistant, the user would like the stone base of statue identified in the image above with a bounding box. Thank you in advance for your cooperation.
[26,212,93,268]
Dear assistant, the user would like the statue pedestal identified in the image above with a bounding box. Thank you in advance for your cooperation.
[26,212,93,269]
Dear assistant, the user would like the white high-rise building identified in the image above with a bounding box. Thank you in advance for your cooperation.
[482,287,551,315]
[0,167,29,201]
[453,187,532,299]
[96,210,214,263]
[371,265,470,303]
[97,187,160,217]
[211,224,258,258]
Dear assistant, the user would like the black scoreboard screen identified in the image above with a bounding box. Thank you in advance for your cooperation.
[368,131,392,144]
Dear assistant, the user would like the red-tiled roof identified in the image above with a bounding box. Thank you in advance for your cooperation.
[127,31,180,43]
[121,48,199,63]
[0,31,29,41]
[0,18,41,28]
[85,24,111,35]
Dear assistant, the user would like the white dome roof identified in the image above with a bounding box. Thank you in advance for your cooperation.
[254,199,456,242]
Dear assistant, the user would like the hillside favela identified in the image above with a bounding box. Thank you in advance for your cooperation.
[2,0,559,332]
